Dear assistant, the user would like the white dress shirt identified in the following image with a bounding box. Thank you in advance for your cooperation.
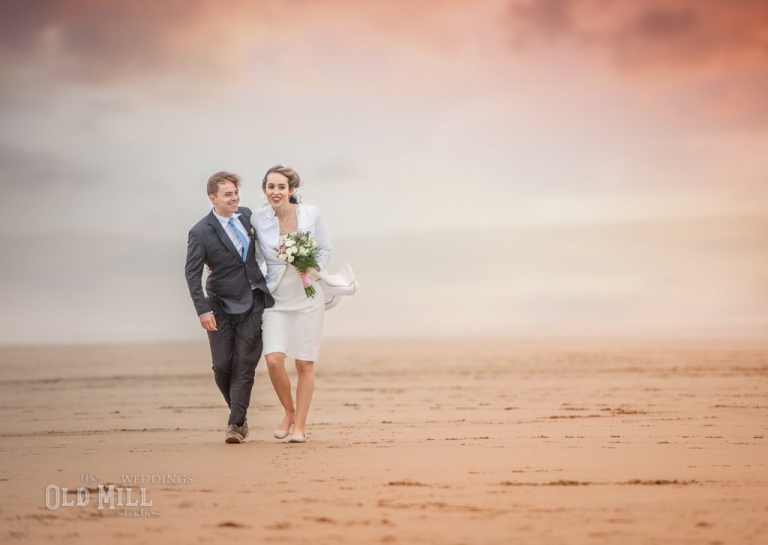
[212,209,249,256]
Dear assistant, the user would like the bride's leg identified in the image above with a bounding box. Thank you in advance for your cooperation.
[293,360,315,437]
[266,352,295,431]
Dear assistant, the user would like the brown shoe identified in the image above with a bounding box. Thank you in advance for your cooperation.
[225,424,244,444]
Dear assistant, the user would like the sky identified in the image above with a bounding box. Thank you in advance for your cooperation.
[0,0,767,344]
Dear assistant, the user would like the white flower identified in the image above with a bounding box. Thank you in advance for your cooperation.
[299,247,308,256]
[287,255,295,263]
[285,240,295,247]
[278,254,287,262]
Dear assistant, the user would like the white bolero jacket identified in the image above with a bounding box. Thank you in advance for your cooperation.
[252,203,332,291]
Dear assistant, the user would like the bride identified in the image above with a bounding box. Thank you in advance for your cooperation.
[252,165,331,443]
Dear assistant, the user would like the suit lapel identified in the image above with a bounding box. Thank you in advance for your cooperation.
[237,210,256,262]
[206,211,242,261]
[237,210,255,242]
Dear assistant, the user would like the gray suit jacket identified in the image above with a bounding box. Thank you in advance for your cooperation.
[185,207,274,316]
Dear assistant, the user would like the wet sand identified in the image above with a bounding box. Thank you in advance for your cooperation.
[1,339,767,544]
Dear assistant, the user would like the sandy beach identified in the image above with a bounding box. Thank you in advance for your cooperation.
[1,339,767,544]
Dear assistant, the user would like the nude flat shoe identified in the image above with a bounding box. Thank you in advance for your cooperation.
[288,434,307,443]
[273,428,290,439]
[273,421,294,440]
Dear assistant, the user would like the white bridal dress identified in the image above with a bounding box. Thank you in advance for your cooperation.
[254,203,331,362]
[262,246,326,361]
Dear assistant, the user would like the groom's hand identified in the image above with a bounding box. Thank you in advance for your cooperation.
[200,313,217,331]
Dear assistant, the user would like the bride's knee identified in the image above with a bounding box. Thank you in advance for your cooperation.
[265,353,285,370]
[295,360,314,374]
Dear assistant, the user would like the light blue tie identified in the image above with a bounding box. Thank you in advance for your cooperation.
[228,217,249,261]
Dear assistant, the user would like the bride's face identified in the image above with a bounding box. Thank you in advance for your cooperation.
[263,172,294,208]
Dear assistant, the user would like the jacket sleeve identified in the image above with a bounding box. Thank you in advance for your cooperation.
[312,207,332,271]
[185,230,212,316]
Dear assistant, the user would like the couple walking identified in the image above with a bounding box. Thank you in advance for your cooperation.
[184,165,332,444]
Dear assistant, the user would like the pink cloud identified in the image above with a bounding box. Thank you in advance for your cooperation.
[508,0,768,72]
[2,1,767,126]
[507,0,768,123]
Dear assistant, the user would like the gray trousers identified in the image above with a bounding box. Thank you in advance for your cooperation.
[206,291,264,426]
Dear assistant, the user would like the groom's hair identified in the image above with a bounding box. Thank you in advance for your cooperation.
[207,171,241,196]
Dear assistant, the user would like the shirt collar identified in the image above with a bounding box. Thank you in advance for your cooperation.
[212,209,241,226]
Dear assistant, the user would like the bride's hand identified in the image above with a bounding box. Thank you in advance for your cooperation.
[206,266,213,275]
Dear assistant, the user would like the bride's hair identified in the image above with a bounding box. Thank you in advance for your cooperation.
[262,165,301,204]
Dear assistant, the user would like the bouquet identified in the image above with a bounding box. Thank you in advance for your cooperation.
[276,230,319,297]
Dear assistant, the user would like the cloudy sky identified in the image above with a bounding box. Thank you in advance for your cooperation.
[1,0,767,344]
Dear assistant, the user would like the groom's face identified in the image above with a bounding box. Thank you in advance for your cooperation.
[209,181,240,216]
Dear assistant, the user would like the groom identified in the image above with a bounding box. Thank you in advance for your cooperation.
[185,171,274,444]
